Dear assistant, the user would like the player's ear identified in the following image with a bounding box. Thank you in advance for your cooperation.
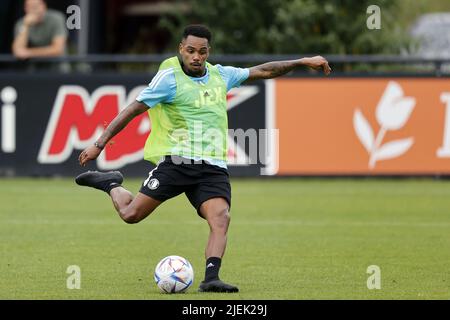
[178,43,183,55]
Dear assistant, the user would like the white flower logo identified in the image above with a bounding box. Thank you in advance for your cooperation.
[353,81,416,169]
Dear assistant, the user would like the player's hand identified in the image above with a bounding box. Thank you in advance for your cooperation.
[78,145,102,166]
[303,56,332,75]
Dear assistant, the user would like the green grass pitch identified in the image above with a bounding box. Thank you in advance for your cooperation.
[0,177,449,299]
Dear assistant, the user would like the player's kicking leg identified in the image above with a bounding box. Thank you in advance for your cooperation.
[75,171,161,223]
[197,197,239,293]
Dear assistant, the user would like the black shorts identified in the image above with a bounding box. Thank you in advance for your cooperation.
[139,156,231,217]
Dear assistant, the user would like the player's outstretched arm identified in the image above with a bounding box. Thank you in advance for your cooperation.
[78,101,148,166]
[246,55,331,81]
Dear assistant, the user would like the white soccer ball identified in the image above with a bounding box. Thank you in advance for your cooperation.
[154,255,194,293]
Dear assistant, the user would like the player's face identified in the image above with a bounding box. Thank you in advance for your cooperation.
[179,35,210,77]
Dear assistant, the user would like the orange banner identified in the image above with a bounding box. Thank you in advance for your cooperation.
[276,78,450,175]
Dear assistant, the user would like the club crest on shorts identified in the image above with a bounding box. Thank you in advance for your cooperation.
[147,178,160,190]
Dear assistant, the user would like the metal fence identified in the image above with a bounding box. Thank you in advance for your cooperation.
[0,54,449,75]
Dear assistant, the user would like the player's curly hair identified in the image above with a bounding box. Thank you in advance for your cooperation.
[182,24,212,43]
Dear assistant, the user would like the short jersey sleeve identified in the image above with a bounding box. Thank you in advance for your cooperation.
[14,19,24,37]
[136,68,176,108]
[50,11,69,38]
[216,65,250,91]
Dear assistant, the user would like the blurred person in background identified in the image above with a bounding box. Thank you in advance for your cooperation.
[12,0,67,71]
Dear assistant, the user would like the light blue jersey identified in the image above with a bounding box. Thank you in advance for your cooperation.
[136,63,250,169]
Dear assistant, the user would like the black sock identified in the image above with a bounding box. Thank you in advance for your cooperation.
[204,257,221,282]
[105,182,121,195]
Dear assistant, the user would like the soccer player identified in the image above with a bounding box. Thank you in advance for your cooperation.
[76,25,331,293]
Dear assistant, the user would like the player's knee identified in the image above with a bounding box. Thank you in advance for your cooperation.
[122,214,139,224]
[121,208,144,224]
[209,208,230,231]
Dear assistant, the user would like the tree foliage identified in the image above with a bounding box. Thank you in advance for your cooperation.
[159,0,410,55]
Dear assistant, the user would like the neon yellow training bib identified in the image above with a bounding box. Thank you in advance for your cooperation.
[144,56,228,164]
